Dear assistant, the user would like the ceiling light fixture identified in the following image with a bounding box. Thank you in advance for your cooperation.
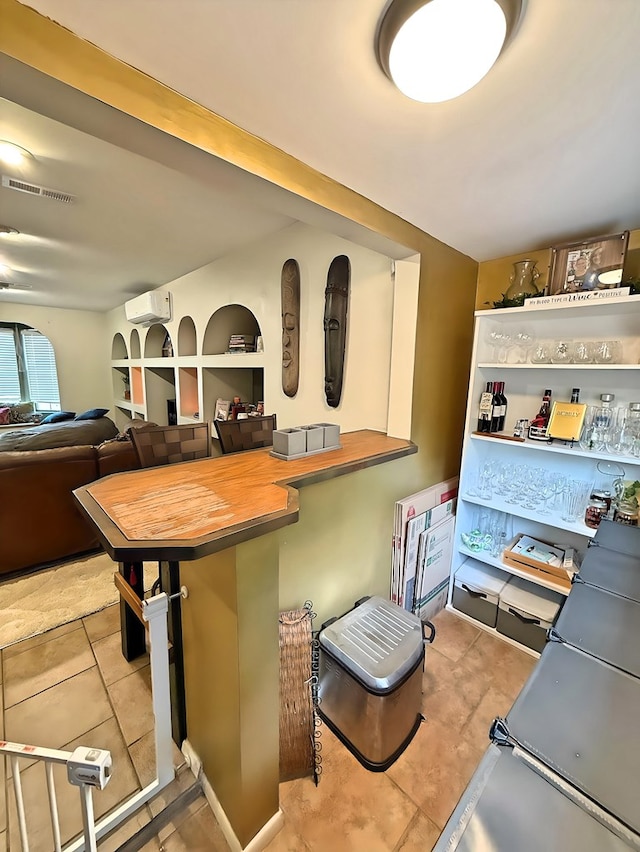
[0,140,34,166]
[376,0,522,103]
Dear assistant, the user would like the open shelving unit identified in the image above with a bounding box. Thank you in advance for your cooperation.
[110,305,264,437]
[450,295,640,654]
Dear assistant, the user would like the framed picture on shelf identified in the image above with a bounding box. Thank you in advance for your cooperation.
[548,231,629,296]
[214,398,230,421]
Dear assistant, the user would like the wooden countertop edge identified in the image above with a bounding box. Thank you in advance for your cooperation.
[73,432,417,562]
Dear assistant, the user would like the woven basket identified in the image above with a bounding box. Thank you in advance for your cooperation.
[279,607,316,781]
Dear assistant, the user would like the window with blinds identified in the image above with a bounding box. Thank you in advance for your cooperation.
[0,323,61,410]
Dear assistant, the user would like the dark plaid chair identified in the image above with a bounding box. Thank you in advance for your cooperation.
[214,414,277,455]
[131,422,212,468]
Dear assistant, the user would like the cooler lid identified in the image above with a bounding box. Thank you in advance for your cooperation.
[433,745,631,852]
[592,518,640,558]
[579,546,640,603]
[319,596,424,692]
[552,583,640,679]
[455,559,509,598]
[499,576,562,624]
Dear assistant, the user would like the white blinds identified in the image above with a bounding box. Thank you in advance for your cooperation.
[0,326,21,403]
[21,329,61,407]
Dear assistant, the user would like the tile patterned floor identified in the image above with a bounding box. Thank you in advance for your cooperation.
[0,607,536,851]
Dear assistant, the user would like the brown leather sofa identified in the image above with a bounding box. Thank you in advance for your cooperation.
[0,437,140,578]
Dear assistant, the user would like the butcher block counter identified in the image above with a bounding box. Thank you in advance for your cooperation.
[73,429,416,848]
[74,429,416,561]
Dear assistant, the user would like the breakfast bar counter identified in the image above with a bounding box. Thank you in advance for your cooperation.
[73,429,416,847]
[74,429,416,561]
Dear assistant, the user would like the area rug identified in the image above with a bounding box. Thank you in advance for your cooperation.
[0,553,156,649]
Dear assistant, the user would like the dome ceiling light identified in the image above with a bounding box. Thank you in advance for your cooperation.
[376,0,523,103]
[0,141,34,167]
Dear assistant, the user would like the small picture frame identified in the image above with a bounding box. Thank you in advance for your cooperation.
[214,398,230,421]
[548,231,629,296]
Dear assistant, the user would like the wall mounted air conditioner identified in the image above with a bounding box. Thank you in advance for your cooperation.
[124,291,171,326]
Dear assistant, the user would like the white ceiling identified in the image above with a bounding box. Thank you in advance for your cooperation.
[3,0,640,310]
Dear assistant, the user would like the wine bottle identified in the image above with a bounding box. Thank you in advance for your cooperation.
[477,381,493,433]
[529,388,552,439]
[497,381,508,431]
[490,382,502,432]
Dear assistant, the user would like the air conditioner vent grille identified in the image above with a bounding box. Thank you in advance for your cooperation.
[2,175,76,204]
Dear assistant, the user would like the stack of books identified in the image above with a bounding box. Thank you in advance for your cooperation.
[227,334,256,353]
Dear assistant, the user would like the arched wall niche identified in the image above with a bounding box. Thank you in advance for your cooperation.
[202,305,261,355]
[111,332,127,359]
[144,323,171,358]
[130,328,141,358]
[178,316,197,356]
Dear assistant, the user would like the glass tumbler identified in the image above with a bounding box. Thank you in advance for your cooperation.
[562,479,592,523]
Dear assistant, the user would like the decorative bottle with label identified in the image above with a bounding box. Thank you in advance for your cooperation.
[529,389,552,440]
[497,381,508,432]
[477,382,493,433]
[490,382,502,432]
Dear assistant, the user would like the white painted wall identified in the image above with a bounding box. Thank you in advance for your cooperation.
[106,222,409,433]
[0,302,111,415]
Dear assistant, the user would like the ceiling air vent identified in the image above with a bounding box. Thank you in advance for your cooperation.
[2,175,76,204]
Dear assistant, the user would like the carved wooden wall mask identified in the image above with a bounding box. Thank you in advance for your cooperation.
[324,255,350,409]
[281,258,300,397]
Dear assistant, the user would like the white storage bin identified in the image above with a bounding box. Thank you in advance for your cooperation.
[497,577,563,653]
[453,559,509,628]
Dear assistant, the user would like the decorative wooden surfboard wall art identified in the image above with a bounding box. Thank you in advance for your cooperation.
[324,255,350,409]
[281,258,301,397]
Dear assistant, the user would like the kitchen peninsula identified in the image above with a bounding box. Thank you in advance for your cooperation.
[74,429,416,847]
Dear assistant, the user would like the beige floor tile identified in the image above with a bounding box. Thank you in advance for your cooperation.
[160,799,230,851]
[386,718,484,830]
[128,729,186,789]
[263,816,312,852]
[430,610,482,663]
[93,631,149,686]
[462,683,514,751]
[0,829,5,852]
[395,809,441,851]
[97,804,153,851]
[422,647,489,733]
[148,764,199,822]
[279,727,416,852]
[84,605,122,644]
[8,716,140,852]
[5,667,113,770]
[3,626,95,707]
[456,632,537,704]
[2,620,82,660]
[107,665,154,746]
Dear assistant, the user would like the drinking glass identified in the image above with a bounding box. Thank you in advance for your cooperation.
[562,479,592,523]
[513,328,534,364]
[530,342,550,364]
[573,341,594,364]
[550,340,574,364]
[593,340,622,364]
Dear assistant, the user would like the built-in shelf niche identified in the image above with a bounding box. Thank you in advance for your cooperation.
[203,304,261,355]
[178,316,197,356]
[130,328,141,359]
[202,366,264,424]
[131,366,144,407]
[111,332,128,359]
[145,366,176,425]
[112,365,130,401]
[144,324,172,358]
[179,367,199,419]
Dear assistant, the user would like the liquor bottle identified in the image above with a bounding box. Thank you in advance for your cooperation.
[571,388,580,403]
[477,381,493,433]
[497,381,508,431]
[529,388,552,439]
[489,382,501,432]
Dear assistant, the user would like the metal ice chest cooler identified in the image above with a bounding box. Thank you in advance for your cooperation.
[318,596,435,771]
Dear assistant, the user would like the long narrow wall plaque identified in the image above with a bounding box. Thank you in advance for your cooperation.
[281,258,301,397]
[324,254,350,408]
